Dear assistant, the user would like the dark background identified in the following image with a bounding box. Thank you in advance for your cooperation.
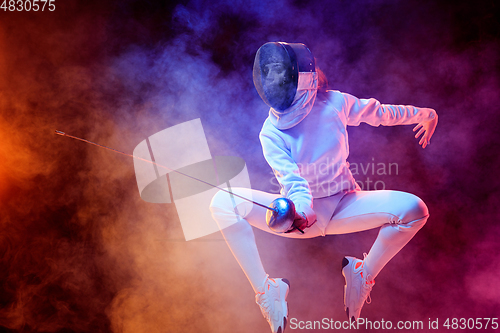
[1,0,499,332]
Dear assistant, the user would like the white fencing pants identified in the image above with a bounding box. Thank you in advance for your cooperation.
[210,189,429,291]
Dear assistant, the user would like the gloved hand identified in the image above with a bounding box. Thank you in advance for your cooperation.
[266,197,316,234]
[413,109,438,149]
[285,210,316,234]
[288,212,307,234]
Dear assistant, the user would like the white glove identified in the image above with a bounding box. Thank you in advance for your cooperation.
[285,210,316,234]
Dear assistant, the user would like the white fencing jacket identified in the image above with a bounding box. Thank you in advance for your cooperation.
[259,73,436,224]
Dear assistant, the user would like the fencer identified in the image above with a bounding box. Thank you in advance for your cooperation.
[210,42,438,333]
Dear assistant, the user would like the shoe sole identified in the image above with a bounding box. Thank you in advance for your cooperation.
[342,257,356,322]
[279,279,290,333]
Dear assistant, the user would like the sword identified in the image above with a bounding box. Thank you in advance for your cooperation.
[54,130,276,212]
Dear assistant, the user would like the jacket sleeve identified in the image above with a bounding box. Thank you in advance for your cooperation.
[343,92,437,127]
[259,129,317,225]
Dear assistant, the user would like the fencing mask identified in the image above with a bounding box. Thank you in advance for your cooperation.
[253,42,315,111]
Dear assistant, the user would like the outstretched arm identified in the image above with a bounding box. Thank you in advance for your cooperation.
[342,92,438,148]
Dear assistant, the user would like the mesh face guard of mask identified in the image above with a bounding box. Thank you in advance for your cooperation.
[253,42,315,111]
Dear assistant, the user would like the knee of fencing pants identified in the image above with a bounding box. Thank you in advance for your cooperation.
[398,193,429,225]
[209,189,252,227]
[394,194,429,233]
[383,192,429,234]
[395,214,428,234]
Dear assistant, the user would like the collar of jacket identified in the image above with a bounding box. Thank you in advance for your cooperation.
[269,72,318,130]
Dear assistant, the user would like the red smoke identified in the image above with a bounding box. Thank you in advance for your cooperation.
[1,1,499,332]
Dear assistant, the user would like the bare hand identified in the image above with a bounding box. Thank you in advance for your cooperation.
[413,109,438,149]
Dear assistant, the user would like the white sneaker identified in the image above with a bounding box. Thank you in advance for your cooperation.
[342,255,375,322]
[255,275,290,333]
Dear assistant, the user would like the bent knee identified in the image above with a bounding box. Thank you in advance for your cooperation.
[209,190,230,212]
[400,193,429,224]
[209,190,237,219]
[210,189,253,223]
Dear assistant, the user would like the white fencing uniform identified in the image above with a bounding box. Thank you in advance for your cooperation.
[210,72,435,289]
